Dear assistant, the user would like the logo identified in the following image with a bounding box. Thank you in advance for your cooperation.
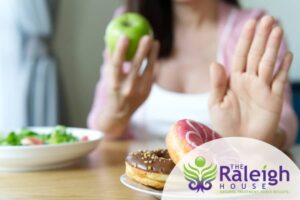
[163,138,300,200]
[183,156,217,193]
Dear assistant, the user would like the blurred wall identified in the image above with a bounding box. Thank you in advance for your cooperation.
[241,0,300,81]
[53,0,121,127]
[53,0,299,127]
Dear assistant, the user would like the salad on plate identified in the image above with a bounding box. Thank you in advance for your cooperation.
[0,126,88,146]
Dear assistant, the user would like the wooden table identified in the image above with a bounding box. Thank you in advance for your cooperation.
[0,140,299,200]
[0,140,166,200]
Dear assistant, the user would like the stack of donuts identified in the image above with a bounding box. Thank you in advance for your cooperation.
[125,119,222,189]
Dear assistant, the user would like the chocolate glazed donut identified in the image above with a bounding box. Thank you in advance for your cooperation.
[125,149,175,189]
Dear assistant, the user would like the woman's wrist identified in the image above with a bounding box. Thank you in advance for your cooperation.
[97,109,131,139]
[272,128,286,150]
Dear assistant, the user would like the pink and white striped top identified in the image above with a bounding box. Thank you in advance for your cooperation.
[88,2,298,150]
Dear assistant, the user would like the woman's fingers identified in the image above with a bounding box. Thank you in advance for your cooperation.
[232,20,256,73]
[111,36,129,80]
[141,41,160,90]
[259,26,283,84]
[128,36,153,82]
[209,62,228,106]
[247,16,275,75]
[272,52,293,97]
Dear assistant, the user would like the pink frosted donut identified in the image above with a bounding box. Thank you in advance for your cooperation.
[166,119,222,164]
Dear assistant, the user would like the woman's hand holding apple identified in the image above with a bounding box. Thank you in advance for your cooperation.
[98,36,159,139]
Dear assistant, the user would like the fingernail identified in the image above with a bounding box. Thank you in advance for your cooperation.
[142,35,152,43]
[273,26,283,35]
[261,15,274,25]
[119,36,128,45]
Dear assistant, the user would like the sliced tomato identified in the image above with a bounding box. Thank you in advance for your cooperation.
[21,137,44,145]
[80,136,89,142]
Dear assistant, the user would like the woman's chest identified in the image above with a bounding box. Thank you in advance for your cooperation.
[155,56,213,94]
[155,33,218,94]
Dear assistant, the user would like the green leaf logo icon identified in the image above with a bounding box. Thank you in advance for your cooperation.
[183,156,217,193]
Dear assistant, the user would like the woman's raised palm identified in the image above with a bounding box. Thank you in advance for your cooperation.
[209,16,293,143]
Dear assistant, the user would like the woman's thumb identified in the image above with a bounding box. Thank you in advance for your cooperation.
[209,62,228,106]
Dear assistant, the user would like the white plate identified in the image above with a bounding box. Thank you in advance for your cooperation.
[0,127,103,172]
[120,174,162,198]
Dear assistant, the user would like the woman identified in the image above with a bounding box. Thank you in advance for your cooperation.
[88,0,298,150]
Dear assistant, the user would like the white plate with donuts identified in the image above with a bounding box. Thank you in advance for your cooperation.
[121,119,222,198]
[120,119,259,199]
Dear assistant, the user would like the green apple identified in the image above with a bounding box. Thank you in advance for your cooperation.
[104,12,153,61]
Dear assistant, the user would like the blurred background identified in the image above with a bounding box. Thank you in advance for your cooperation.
[0,0,299,142]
